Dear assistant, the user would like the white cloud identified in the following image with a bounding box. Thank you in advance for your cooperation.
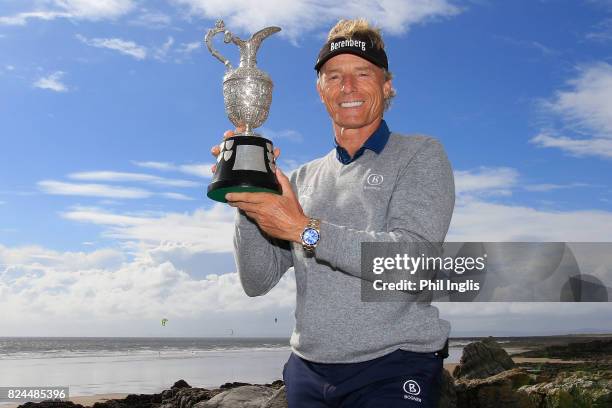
[0,0,134,25]
[0,243,295,328]
[172,0,461,41]
[38,180,151,199]
[68,171,199,187]
[0,11,69,25]
[450,166,612,241]
[132,161,213,178]
[523,182,589,192]
[0,244,125,271]
[586,17,612,42]
[76,34,147,60]
[177,41,201,54]
[130,9,172,28]
[448,199,612,242]
[530,62,612,159]
[61,204,236,253]
[159,192,194,200]
[530,133,612,159]
[33,71,68,92]
[39,179,196,200]
[154,36,175,60]
[454,167,518,197]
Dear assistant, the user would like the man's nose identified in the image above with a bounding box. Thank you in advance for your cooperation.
[341,75,355,93]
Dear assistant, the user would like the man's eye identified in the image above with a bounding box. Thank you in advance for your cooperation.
[358,72,370,77]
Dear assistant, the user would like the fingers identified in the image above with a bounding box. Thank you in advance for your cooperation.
[273,147,281,159]
[227,201,262,215]
[276,168,295,198]
[226,192,271,204]
[211,129,240,174]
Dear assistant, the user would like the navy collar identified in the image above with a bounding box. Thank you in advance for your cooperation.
[335,120,390,164]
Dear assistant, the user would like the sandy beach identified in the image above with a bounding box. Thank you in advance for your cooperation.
[1,394,129,408]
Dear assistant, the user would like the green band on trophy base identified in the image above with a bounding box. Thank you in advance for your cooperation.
[207,185,281,203]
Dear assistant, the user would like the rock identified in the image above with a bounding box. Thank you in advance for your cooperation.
[92,392,163,408]
[516,339,612,360]
[171,388,220,408]
[260,386,287,408]
[18,402,84,408]
[194,386,276,408]
[453,337,516,380]
[266,380,284,390]
[172,380,191,390]
[439,369,457,408]
[455,368,535,408]
[218,382,251,390]
[518,371,612,408]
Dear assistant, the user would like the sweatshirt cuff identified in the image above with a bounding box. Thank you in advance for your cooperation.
[314,219,341,267]
[236,209,259,229]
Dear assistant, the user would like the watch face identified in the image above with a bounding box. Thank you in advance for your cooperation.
[302,228,320,245]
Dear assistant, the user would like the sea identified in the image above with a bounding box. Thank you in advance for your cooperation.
[0,337,469,400]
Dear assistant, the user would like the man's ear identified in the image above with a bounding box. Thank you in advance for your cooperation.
[316,78,324,103]
[383,79,392,99]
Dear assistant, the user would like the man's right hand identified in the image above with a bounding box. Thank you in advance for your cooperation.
[210,127,281,174]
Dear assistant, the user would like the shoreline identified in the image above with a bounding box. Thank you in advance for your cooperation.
[1,356,588,408]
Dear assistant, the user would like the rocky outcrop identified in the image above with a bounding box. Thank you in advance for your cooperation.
[516,339,612,361]
[438,369,457,408]
[260,386,287,408]
[454,368,535,408]
[453,337,516,380]
[195,386,276,408]
[518,371,612,408]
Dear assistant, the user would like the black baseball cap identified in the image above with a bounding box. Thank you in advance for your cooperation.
[314,33,389,72]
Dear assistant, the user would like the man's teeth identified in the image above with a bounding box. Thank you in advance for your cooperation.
[340,101,364,108]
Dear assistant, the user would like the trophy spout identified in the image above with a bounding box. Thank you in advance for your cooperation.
[238,26,281,67]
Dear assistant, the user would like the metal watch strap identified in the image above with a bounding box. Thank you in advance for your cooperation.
[302,218,321,252]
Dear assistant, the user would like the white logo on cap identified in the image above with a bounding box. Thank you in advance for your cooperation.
[330,39,366,52]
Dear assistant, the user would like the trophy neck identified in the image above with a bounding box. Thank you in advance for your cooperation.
[239,42,258,67]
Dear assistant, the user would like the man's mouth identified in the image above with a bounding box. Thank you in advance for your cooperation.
[340,101,364,108]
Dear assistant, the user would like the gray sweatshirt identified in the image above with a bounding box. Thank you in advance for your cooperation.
[234,132,455,363]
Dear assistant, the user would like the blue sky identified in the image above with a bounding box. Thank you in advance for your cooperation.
[1,0,611,337]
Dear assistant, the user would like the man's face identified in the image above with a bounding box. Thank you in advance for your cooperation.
[317,53,391,130]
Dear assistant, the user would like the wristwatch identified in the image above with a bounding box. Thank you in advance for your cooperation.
[300,218,321,252]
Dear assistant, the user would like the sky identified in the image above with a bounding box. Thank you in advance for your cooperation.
[1,0,611,337]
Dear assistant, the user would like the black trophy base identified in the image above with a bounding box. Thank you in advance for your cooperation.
[207,135,281,203]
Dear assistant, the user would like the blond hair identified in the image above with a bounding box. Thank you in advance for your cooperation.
[325,18,397,111]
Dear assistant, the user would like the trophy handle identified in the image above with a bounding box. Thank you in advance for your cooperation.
[205,20,234,69]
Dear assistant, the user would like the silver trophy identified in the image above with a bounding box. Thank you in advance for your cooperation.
[205,20,282,202]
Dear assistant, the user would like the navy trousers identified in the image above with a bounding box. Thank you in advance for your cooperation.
[282,344,447,408]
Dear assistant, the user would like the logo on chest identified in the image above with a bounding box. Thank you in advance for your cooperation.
[364,173,384,190]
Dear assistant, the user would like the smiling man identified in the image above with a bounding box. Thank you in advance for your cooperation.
[223,18,455,408]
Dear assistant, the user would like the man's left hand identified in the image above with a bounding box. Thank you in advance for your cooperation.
[226,168,309,243]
